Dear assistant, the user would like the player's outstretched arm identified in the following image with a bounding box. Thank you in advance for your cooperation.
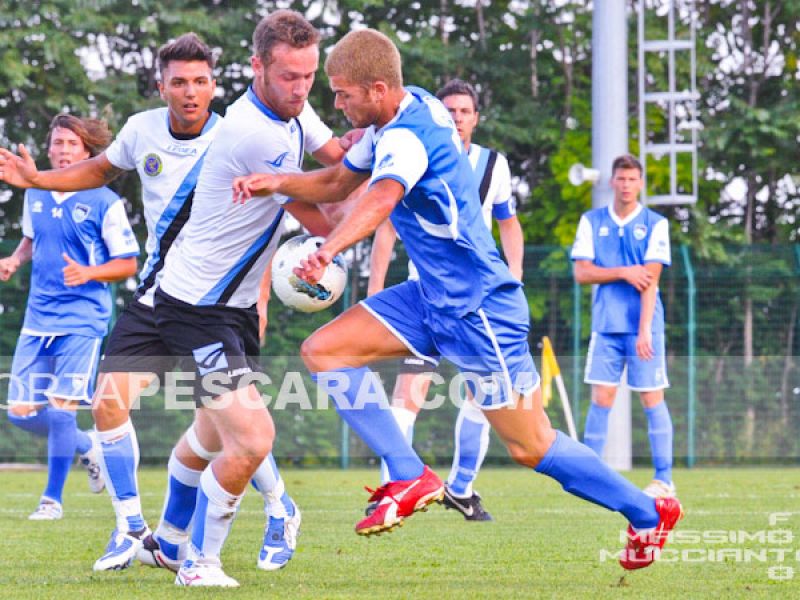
[0,237,33,281]
[367,219,397,296]
[0,146,122,192]
[62,253,137,286]
[294,179,403,285]
[233,162,367,205]
[257,258,273,345]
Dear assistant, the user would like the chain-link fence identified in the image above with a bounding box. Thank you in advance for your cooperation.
[1,240,798,467]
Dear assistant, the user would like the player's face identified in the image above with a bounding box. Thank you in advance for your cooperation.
[330,76,381,128]
[252,43,318,121]
[47,127,90,170]
[158,60,216,135]
[442,94,479,146]
[611,168,644,206]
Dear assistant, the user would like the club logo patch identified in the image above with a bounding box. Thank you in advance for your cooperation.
[32,200,43,213]
[72,203,91,223]
[193,341,229,375]
[143,153,163,177]
[633,224,648,240]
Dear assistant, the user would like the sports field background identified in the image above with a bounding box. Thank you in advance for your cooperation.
[0,467,795,598]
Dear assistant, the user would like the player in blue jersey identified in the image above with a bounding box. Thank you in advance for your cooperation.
[234,28,683,570]
[0,114,139,521]
[0,34,302,573]
[571,154,675,498]
[367,78,524,521]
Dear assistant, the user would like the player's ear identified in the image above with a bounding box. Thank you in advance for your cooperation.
[157,80,166,102]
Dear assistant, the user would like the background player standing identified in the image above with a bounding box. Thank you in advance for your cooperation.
[0,114,138,520]
[571,154,675,498]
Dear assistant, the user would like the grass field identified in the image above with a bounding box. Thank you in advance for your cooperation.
[0,467,797,599]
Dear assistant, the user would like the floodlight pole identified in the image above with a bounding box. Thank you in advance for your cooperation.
[592,0,632,471]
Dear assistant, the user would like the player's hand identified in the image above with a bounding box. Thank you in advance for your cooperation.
[0,256,20,281]
[339,128,365,151]
[623,265,653,291]
[62,253,91,286]
[232,173,282,204]
[0,144,39,188]
[293,249,333,285]
[636,329,654,361]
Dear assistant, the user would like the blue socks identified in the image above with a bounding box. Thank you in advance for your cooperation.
[645,401,673,484]
[314,367,424,481]
[96,420,146,533]
[535,431,659,529]
[583,402,611,456]
[9,407,92,505]
[8,406,50,437]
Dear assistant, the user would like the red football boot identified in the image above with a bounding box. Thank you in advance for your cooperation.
[355,466,444,536]
[619,496,684,570]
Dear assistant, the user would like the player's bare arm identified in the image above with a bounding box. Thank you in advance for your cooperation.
[573,260,653,291]
[62,253,137,287]
[367,219,398,296]
[294,178,403,284]
[257,258,273,344]
[233,161,367,204]
[0,236,33,281]
[636,262,663,360]
[284,201,334,237]
[497,216,524,281]
[0,146,123,191]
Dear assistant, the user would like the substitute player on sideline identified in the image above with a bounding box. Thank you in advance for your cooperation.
[572,154,675,498]
[0,34,299,573]
[367,78,524,521]
[152,11,353,587]
[233,28,683,571]
[0,114,138,521]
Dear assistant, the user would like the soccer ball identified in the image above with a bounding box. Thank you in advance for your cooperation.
[271,234,348,312]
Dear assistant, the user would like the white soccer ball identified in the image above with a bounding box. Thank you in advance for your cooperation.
[272,234,348,313]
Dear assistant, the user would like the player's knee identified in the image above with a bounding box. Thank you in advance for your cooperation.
[8,404,36,418]
[504,427,557,469]
[300,334,326,372]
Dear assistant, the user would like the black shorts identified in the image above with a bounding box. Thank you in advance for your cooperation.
[153,288,263,402]
[99,300,176,375]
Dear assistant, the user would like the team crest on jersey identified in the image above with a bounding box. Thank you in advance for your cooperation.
[143,153,163,177]
[72,203,91,223]
[633,224,648,240]
[32,200,43,213]
[599,226,609,237]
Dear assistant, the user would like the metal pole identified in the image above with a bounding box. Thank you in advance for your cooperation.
[681,245,696,468]
[593,0,632,471]
[572,275,582,426]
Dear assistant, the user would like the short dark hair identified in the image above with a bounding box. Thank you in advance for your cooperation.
[253,10,320,65]
[46,114,112,157]
[436,79,479,111]
[611,154,643,176]
[157,32,215,73]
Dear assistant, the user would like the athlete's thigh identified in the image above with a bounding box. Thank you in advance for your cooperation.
[308,281,438,365]
[8,335,51,405]
[202,385,274,456]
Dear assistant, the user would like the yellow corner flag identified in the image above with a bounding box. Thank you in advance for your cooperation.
[541,336,560,407]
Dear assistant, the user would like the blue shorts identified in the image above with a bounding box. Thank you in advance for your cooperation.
[361,281,539,409]
[7,334,103,405]
[584,332,669,391]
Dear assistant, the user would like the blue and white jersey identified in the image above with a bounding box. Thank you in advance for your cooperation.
[104,107,222,307]
[20,188,139,337]
[345,87,518,315]
[467,143,515,228]
[571,203,671,334]
[159,87,333,307]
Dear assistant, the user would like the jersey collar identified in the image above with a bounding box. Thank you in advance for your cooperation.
[247,86,287,122]
[51,191,77,204]
[375,91,414,135]
[608,202,643,227]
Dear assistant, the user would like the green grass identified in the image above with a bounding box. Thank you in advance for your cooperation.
[0,467,797,599]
